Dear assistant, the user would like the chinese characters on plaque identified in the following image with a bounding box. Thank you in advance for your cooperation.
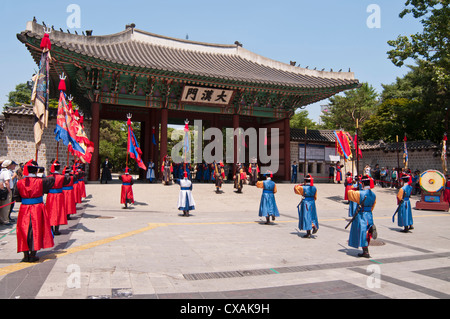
[181,86,234,105]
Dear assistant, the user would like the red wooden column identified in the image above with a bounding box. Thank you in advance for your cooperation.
[284,117,291,181]
[89,101,101,181]
[233,113,239,175]
[159,108,168,179]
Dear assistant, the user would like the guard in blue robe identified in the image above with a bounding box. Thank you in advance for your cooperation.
[256,173,279,224]
[347,175,377,258]
[395,174,414,232]
[294,174,319,238]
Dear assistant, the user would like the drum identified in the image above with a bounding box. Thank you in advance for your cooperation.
[416,170,449,211]
[419,170,445,193]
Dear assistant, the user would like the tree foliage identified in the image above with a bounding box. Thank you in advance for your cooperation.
[387,0,449,102]
[363,62,447,143]
[290,110,318,129]
[319,83,379,132]
[4,83,32,108]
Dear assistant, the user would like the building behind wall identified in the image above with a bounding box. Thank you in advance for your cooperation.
[359,140,445,174]
[289,129,448,182]
[290,128,341,182]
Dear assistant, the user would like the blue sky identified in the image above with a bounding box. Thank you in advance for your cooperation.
[0,0,422,122]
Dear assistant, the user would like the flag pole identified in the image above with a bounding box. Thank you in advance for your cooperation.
[356,119,359,177]
[304,126,307,179]
[126,113,132,170]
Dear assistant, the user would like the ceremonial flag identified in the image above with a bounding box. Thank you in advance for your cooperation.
[152,127,157,145]
[442,133,447,174]
[183,120,190,164]
[352,132,363,159]
[70,106,94,163]
[334,130,352,160]
[54,76,92,163]
[31,30,51,147]
[403,134,408,169]
[127,118,147,170]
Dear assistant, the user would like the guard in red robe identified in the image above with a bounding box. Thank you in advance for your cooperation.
[335,164,342,184]
[46,160,72,235]
[62,167,77,220]
[78,162,87,199]
[72,164,82,204]
[444,175,450,203]
[344,172,353,203]
[16,160,55,262]
[120,168,134,208]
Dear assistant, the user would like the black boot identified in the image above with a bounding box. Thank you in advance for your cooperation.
[358,247,371,258]
[53,226,61,236]
[29,251,39,263]
[21,251,30,262]
[302,230,311,238]
[400,226,410,233]
[312,226,318,234]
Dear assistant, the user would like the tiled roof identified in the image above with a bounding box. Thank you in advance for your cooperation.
[359,140,438,151]
[18,21,359,91]
[2,105,91,120]
[290,130,439,152]
[291,128,336,143]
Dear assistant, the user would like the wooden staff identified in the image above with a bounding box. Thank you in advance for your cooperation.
[304,126,307,179]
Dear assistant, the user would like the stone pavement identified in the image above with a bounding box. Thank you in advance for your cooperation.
[1,179,450,303]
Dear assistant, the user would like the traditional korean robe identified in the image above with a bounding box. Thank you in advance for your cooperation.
[16,175,54,253]
[249,164,259,185]
[444,179,450,203]
[396,184,414,227]
[335,166,342,183]
[344,175,353,201]
[78,170,86,199]
[146,162,155,182]
[176,178,195,211]
[294,184,319,231]
[162,159,172,184]
[101,160,112,183]
[73,174,82,204]
[347,189,376,248]
[63,174,77,217]
[120,174,134,204]
[257,179,279,218]
[348,182,362,217]
[46,172,70,227]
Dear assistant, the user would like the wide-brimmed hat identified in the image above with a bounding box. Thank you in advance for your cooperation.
[1,160,12,168]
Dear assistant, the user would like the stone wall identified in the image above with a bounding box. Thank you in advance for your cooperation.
[0,115,91,175]
[359,148,443,173]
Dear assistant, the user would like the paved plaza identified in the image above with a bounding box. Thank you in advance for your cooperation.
[0,178,450,302]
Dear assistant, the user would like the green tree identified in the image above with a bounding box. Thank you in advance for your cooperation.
[4,83,32,108]
[363,62,446,143]
[290,110,318,129]
[387,0,449,110]
[320,83,379,132]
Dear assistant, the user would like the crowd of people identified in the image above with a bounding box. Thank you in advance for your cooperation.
[320,162,422,195]
[2,155,432,264]
[0,159,86,262]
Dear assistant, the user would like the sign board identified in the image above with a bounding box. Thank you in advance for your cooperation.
[181,86,234,106]
[298,144,325,161]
